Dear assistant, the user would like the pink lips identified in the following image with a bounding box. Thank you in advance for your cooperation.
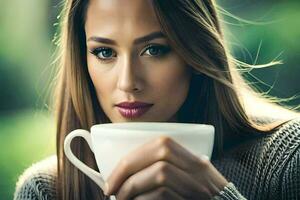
[116,101,153,118]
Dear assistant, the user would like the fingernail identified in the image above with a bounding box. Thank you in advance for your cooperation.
[201,155,209,161]
[104,182,110,195]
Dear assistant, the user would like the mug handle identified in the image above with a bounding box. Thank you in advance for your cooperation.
[64,129,107,192]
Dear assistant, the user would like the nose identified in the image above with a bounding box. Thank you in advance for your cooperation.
[117,55,142,93]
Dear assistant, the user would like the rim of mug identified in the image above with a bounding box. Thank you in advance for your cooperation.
[90,122,215,136]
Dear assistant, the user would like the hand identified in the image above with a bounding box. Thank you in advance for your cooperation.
[104,136,229,200]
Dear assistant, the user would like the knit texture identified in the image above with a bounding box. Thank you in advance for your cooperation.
[14,156,57,200]
[212,118,300,200]
[14,119,300,200]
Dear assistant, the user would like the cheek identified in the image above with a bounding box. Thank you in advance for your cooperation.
[161,70,190,100]
[152,56,191,103]
[87,60,114,103]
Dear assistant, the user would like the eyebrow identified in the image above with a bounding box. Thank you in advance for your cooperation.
[87,31,165,45]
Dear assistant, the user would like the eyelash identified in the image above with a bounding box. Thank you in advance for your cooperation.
[89,44,171,62]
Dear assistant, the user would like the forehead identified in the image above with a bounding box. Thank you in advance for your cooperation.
[85,0,161,38]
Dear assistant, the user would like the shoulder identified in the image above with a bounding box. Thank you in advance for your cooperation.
[227,117,300,158]
[260,117,300,177]
[255,118,300,191]
[13,155,57,200]
[264,117,300,153]
[245,117,300,166]
[212,118,300,199]
[240,117,300,154]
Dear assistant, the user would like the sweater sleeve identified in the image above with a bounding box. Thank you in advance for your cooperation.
[13,156,57,200]
[212,182,247,200]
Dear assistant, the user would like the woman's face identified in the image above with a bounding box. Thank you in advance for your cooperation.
[85,0,191,122]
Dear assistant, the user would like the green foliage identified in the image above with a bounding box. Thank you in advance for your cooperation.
[0,0,56,111]
[220,1,300,107]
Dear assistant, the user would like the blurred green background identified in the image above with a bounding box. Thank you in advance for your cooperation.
[0,0,299,199]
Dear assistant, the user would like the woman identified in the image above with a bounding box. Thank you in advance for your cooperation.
[14,0,300,199]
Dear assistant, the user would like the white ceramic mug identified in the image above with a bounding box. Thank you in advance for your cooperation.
[64,122,214,199]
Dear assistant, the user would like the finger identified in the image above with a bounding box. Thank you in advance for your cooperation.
[115,161,202,200]
[132,186,185,200]
[106,136,205,195]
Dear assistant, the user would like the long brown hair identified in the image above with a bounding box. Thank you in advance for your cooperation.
[53,0,299,199]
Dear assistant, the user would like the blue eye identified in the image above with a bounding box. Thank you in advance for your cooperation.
[90,47,116,60]
[90,44,170,62]
[142,44,171,57]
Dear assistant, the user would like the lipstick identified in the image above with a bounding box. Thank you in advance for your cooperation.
[116,101,153,118]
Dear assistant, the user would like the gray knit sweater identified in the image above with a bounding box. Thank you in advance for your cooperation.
[14,119,300,200]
